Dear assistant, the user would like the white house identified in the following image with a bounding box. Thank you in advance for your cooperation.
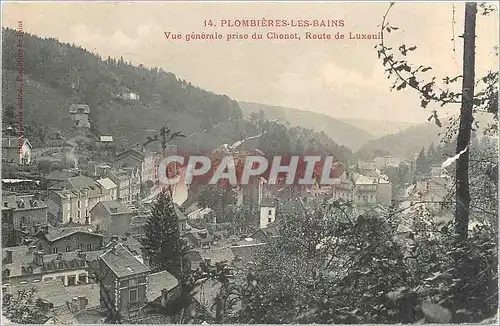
[259,198,277,229]
[2,137,32,165]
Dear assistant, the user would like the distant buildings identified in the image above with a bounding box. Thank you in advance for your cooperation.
[116,92,140,101]
[358,156,402,170]
[48,175,109,224]
[333,171,393,208]
[69,104,91,129]
[1,136,32,165]
[108,168,141,203]
[98,136,115,152]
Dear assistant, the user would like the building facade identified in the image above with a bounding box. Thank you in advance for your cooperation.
[1,137,32,165]
[69,104,91,128]
[32,226,104,254]
[90,201,134,236]
[99,243,150,320]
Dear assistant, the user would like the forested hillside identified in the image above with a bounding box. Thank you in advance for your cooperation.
[240,101,375,152]
[2,28,352,162]
[2,28,242,152]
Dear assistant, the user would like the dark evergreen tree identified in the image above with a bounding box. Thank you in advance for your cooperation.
[143,189,187,280]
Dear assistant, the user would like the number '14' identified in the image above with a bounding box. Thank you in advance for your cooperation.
[203,20,215,27]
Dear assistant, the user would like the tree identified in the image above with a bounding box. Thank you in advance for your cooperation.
[2,288,51,324]
[238,203,419,324]
[376,2,498,242]
[142,189,188,280]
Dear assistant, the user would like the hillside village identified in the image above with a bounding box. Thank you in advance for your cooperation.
[3,95,479,323]
[1,24,498,325]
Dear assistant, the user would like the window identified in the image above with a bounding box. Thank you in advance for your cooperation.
[129,289,138,303]
[84,198,89,207]
[85,209,88,217]
[268,209,272,216]
[66,245,71,252]
[86,244,92,251]
[66,202,70,211]
[77,211,81,219]
[52,248,58,254]
[78,244,83,251]
[77,200,81,209]
[268,217,272,223]
[3,269,10,277]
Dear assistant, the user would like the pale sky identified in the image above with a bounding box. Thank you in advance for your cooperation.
[2,1,498,123]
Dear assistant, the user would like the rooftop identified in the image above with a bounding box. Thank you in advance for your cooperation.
[2,246,104,278]
[1,137,31,149]
[99,135,114,143]
[147,270,179,301]
[199,247,235,264]
[97,200,134,215]
[2,195,47,211]
[2,279,99,308]
[66,175,100,189]
[116,148,145,162]
[46,170,78,181]
[42,226,101,243]
[96,177,117,190]
[100,243,150,278]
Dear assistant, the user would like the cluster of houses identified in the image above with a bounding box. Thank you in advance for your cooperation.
[2,102,416,323]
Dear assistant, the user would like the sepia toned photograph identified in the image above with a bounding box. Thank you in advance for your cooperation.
[1,1,498,324]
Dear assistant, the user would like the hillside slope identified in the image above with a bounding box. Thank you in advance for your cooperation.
[239,101,375,151]
[356,112,497,159]
[340,118,416,137]
[357,122,444,159]
[2,28,244,153]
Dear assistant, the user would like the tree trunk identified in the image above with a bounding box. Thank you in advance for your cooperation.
[455,2,477,242]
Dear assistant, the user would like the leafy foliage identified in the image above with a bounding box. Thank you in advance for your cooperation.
[224,193,497,324]
[2,288,52,324]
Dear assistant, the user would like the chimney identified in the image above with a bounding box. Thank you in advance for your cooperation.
[34,251,44,265]
[4,250,13,264]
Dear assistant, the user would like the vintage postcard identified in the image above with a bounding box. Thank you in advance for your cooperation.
[1,1,498,324]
